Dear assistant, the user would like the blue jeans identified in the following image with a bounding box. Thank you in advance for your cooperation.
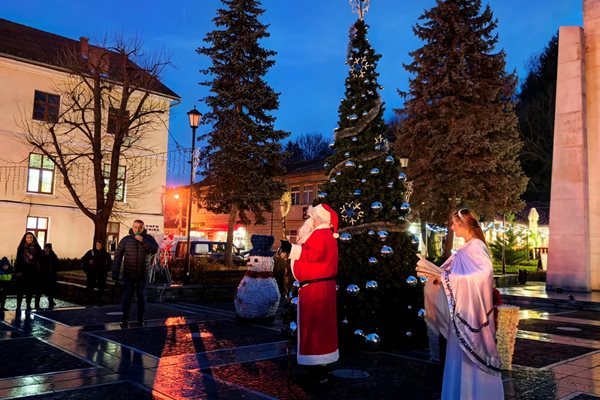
[122,275,146,321]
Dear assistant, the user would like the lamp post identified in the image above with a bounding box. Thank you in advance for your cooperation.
[186,106,202,280]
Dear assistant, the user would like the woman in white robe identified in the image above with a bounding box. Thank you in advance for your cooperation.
[417,208,504,400]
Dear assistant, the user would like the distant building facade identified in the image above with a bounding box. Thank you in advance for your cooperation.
[164,159,327,250]
[0,19,179,259]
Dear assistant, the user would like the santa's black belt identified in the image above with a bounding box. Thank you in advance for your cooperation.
[299,275,337,288]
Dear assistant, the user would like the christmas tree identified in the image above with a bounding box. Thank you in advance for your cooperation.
[198,0,289,265]
[315,1,425,350]
[397,0,527,256]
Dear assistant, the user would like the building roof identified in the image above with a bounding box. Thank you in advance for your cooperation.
[283,158,326,175]
[0,18,179,99]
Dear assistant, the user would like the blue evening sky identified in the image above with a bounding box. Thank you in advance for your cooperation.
[1,1,582,185]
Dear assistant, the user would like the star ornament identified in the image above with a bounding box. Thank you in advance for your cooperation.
[340,201,364,225]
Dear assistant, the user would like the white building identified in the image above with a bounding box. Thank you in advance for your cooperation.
[0,19,179,259]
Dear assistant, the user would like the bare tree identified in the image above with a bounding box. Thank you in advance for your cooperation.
[296,132,333,160]
[19,36,174,243]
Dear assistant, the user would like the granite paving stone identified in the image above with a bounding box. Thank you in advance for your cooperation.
[33,304,197,327]
[94,319,286,358]
[0,338,93,379]
[518,318,600,341]
[513,338,595,368]
[11,381,157,399]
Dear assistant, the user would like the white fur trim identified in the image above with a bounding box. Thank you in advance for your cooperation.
[313,204,331,222]
[297,349,339,366]
[290,243,302,261]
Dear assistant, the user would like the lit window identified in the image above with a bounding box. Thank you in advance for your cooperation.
[32,90,60,123]
[103,164,126,202]
[27,153,55,194]
[26,216,48,246]
[107,222,120,252]
[290,186,300,205]
[303,185,314,205]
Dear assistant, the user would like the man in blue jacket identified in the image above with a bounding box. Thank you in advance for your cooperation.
[112,220,158,328]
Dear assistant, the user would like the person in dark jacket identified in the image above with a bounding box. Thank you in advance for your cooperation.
[81,240,112,305]
[112,220,158,328]
[36,243,59,309]
[0,257,14,311]
[15,232,42,312]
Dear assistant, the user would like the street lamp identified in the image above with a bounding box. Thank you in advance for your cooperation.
[186,106,202,280]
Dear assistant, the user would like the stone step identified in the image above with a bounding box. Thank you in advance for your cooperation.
[502,294,600,312]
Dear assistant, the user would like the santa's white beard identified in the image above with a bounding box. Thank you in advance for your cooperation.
[296,218,314,245]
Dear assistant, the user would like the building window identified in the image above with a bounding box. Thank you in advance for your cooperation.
[290,186,301,205]
[26,216,48,246]
[32,90,60,123]
[303,185,314,205]
[107,107,129,134]
[27,153,55,194]
[107,222,120,252]
[289,229,298,244]
[103,164,126,201]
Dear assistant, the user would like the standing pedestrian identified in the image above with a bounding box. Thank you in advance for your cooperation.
[279,203,339,384]
[417,208,503,400]
[36,243,59,309]
[81,240,112,305]
[0,257,13,311]
[112,220,158,328]
[14,232,42,312]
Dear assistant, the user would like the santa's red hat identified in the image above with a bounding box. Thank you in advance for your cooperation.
[314,203,340,239]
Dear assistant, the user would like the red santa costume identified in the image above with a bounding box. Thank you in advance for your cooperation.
[289,204,339,366]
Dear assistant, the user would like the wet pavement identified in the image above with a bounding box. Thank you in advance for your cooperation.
[1,290,600,398]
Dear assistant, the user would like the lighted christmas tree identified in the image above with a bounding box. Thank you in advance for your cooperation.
[315,1,425,350]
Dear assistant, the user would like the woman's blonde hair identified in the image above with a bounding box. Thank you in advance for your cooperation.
[453,209,486,245]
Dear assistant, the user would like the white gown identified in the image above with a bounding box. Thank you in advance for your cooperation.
[424,239,504,400]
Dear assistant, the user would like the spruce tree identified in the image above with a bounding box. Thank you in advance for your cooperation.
[396,0,527,256]
[517,34,558,204]
[316,5,425,350]
[198,0,288,264]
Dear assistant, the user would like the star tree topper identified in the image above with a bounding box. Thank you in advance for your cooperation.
[349,0,370,20]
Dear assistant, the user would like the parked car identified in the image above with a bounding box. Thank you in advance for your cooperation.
[173,240,246,264]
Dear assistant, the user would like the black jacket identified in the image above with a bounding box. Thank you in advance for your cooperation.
[81,248,111,274]
[112,229,158,280]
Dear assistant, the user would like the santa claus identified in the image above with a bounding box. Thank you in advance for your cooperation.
[280,203,339,382]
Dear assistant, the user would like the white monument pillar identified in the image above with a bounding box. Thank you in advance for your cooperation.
[547,25,590,291]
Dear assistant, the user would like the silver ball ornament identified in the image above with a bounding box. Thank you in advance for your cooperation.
[317,192,328,199]
[345,160,356,168]
[364,333,381,350]
[400,202,411,214]
[398,172,407,182]
[293,280,300,289]
[370,168,380,176]
[377,230,389,242]
[370,201,383,211]
[406,276,418,287]
[346,284,360,296]
[353,189,362,197]
[365,280,378,291]
[291,296,299,306]
[367,230,376,236]
[380,246,394,257]
[354,329,365,338]
[384,156,394,164]
[418,309,426,318]
[368,257,378,265]
[290,321,297,334]
[340,232,352,242]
